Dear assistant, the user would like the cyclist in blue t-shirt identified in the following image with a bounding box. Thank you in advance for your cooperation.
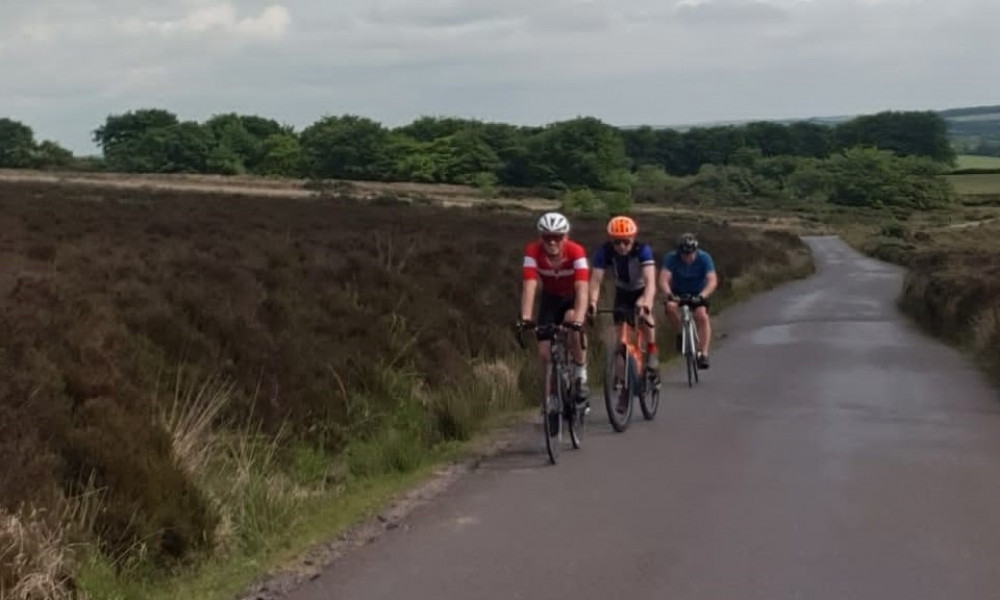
[588,216,659,375]
[658,232,718,369]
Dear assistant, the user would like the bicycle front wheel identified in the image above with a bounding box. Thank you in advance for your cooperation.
[639,370,660,420]
[604,345,633,432]
[544,362,562,464]
[684,324,699,387]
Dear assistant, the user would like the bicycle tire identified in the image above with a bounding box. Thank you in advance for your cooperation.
[639,369,660,420]
[685,346,698,387]
[544,361,562,464]
[604,345,633,432]
[567,373,585,450]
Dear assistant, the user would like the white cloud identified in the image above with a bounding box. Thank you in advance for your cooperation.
[118,3,291,39]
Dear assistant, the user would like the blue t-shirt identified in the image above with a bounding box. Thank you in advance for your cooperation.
[592,241,655,291]
[661,250,715,295]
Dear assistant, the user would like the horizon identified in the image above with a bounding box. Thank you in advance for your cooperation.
[8,100,1000,157]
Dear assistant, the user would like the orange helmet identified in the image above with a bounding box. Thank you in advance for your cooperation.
[607,216,638,238]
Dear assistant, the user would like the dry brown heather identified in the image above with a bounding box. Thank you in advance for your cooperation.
[0,180,811,576]
[865,219,1000,380]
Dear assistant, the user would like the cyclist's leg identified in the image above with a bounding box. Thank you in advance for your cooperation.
[536,293,562,396]
[663,299,682,353]
[609,296,632,411]
[694,304,711,368]
[611,288,632,373]
[559,297,589,399]
[633,288,658,371]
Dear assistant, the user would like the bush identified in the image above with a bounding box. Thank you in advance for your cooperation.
[61,397,218,564]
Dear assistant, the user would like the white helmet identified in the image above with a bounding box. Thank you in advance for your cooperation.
[537,212,570,235]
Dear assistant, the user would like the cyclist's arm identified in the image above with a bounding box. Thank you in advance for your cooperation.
[658,267,674,300]
[573,279,589,322]
[641,263,657,306]
[521,246,540,320]
[702,271,718,298]
[588,267,605,308]
[639,245,656,307]
[700,253,718,298]
[521,278,538,321]
[570,244,590,323]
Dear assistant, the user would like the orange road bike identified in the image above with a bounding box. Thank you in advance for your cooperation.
[594,306,660,432]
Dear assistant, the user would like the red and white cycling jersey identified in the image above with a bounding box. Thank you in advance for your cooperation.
[522,240,590,297]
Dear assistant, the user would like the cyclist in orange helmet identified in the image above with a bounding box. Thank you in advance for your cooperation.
[587,215,660,375]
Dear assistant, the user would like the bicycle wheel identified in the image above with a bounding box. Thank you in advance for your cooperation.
[639,368,660,420]
[604,345,633,432]
[567,368,586,449]
[684,323,698,387]
[544,361,562,464]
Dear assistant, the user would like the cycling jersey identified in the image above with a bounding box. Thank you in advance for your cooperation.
[662,249,716,295]
[592,241,656,291]
[523,240,589,297]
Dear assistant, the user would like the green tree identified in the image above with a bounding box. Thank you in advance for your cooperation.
[826,147,954,209]
[788,121,832,158]
[532,117,630,190]
[631,165,681,204]
[300,115,391,180]
[744,121,795,157]
[33,140,75,169]
[0,118,37,168]
[438,129,503,184]
[395,116,481,142]
[103,121,212,173]
[203,113,290,174]
[93,109,179,154]
[834,111,955,164]
[784,159,832,202]
[256,134,303,177]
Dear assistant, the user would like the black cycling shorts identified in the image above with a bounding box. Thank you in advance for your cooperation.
[537,292,576,341]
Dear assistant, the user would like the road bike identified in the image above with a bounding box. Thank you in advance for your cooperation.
[673,294,706,387]
[594,306,660,433]
[516,321,588,464]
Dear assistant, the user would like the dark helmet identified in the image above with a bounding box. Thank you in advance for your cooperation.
[677,233,699,253]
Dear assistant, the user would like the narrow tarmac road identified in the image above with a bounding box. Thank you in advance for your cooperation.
[287,236,1000,600]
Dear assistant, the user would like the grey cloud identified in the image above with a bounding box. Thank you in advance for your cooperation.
[2,0,999,155]
[674,0,789,25]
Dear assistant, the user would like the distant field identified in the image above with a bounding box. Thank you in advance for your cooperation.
[955,155,1000,169]
[946,173,1000,196]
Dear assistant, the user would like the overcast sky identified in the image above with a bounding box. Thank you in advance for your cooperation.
[2,0,997,154]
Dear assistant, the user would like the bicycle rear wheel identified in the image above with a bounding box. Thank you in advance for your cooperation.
[567,375,586,449]
[604,345,633,432]
[544,362,562,464]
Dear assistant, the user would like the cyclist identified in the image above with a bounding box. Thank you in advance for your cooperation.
[658,232,717,370]
[587,216,659,376]
[518,212,591,403]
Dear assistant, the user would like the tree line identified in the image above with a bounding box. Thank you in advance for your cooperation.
[1,109,955,187]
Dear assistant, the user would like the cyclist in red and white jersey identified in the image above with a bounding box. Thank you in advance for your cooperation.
[518,212,590,401]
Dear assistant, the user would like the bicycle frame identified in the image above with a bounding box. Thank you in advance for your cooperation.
[593,306,659,430]
[516,320,589,463]
[674,295,704,387]
[680,303,699,357]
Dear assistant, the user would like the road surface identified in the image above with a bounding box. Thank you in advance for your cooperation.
[285,236,1000,600]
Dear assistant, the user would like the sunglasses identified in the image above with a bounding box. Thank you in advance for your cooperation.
[541,234,566,243]
[612,239,634,247]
